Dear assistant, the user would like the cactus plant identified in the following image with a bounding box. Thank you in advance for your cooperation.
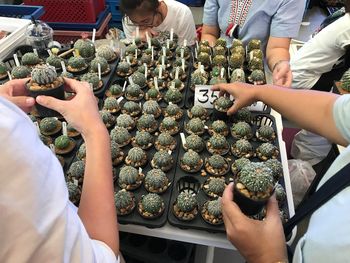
[173,191,198,221]
[39,117,61,135]
[99,110,116,128]
[90,56,110,74]
[275,183,286,206]
[212,55,227,67]
[74,38,95,58]
[21,52,40,66]
[256,142,279,161]
[257,125,276,142]
[229,53,244,69]
[231,45,245,57]
[77,143,86,160]
[67,161,85,185]
[54,135,75,154]
[202,199,223,225]
[190,73,208,91]
[249,49,263,62]
[103,97,120,114]
[142,100,161,117]
[185,118,205,135]
[132,131,153,150]
[188,105,208,120]
[140,53,152,66]
[231,121,253,139]
[116,61,132,76]
[122,101,141,117]
[67,56,88,73]
[340,69,350,91]
[155,132,176,151]
[67,181,81,205]
[184,134,205,152]
[114,189,135,215]
[209,76,227,85]
[30,64,63,88]
[249,57,264,71]
[110,140,124,165]
[209,120,229,136]
[106,84,123,98]
[197,52,211,66]
[116,113,135,130]
[180,149,203,172]
[125,44,138,56]
[11,66,31,79]
[234,108,252,123]
[214,96,233,112]
[96,45,116,62]
[125,147,147,167]
[203,177,226,198]
[136,114,158,133]
[146,87,162,101]
[207,134,230,155]
[164,103,183,120]
[110,126,131,147]
[164,88,182,104]
[0,61,8,77]
[248,69,265,84]
[198,44,211,54]
[46,55,63,69]
[175,46,190,59]
[138,193,165,218]
[231,157,251,175]
[80,72,101,90]
[230,68,246,83]
[118,165,144,190]
[205,154,229,176]
[144,169,169,193]
[159,117,179,135]
[247,39,261,53]
[231,138,254,158]
[213,45,226,56]
[151,150,174,171]
[216,38,227,47]
[265,159,283,181]
[231,39,243,48]
[131,71,147,88]
[126,83,144,101]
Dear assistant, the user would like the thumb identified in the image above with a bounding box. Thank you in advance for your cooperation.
[36,95,65,113]
[265,195,280,220]
[9,96,35,108]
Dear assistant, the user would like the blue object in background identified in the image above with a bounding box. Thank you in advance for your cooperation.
[0,5,44,19]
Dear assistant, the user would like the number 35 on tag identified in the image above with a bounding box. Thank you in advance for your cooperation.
[194,85,219,108]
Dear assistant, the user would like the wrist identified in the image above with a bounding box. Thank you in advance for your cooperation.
[272,60,290,72]
[82,123,108,141]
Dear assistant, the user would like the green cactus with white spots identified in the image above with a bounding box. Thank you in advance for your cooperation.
[80,73,100,89]
[141,193,163,214]
[11,66,30,79]
[31,65,58,85]
[177,192,197,212]
[96,45,115,61]
[110,126,131,145]
[182,149,202,167]
[208,177,226,194]
[116,114,134,129]
[143,100,161,115]
[22,52,40,66]
[68,56,87,69]
[145,169,168,189]
[54,135,70,149]
[186,118,204,134]
[119,166,139,185]
[340,69,350,91]
[185,134,205,152]
[91,57,109,72]
[238,162,274,193]
[209,134,228,149]
[152,150,173,168]
[137,114,157,130]
[74,39,95,58]
[207,199,222,217]
[127,147,146,163]
[208,155,226,169]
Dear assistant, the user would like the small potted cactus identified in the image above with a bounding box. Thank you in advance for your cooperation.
[213,96,233,113]
[234,107,252,123]
[67,160,85,186]
[205,154,229,176]
[180,149,204,173]
[173,191,198,221]
[231,157,251,176]
[0,61,8,80]
[212,55,227,67]
[111,140,125,166]
[247,39,261,53]
[201,199,223,225]
[131,71,147,89]
[187,105,208,120]
[257,125,276,142]
[249,49,263,62]
[46,54,63,71]
[140,53,154,68]
[196,52,211,69]
[151,150,174,172]
[230,68,246,83]
[116,113,135,131]
[170,67,187,81]
[125,44,140,57]
[110,126,131,147]
[67,56,88,74]
[118,165,144,190]
[125,83,144,101]
[74,36,95,61]
[174,57,189,70]
[96,45,118,63]
[208,120,229,137]
[248,69,265,85]
[190,73,208,92]
[106,84,124,98]
[26,65,65,117]
[256,142,279,161]
[163,103,183,120]
[215,38,227,47]
[67,181,81,206]
[136,114,158,133]
[90,56,110,76]
[76,143,86,160]
[155,132,177,151]
[175,46,190,60]
[151,65,169,81]
[145,87,162,102]
[156,55,171,69]
[231,138,254,158]
[209,76,227,85]
[231,39,243,49]
[198,43,211,54]
[203,177,226,198]
[132,131,154,150]
[231,121,253,139]
[213,45,226,56]
[125,147,148,168]
[248,57,264,72]
[265,159,283,182]
[337,69,350,93]
[11,65,31,79]
[54,134,76,155]
[121,101,141,117]
[159,117,179,135]
[232,45,245,57]
[275,183,286,207]
[21,52,41,67]
[39,117,62,136]
[142,100,162,118]
[114,189,136,216]
[228,53,244,69]
[206,134,230,155]
[138,193,165,219]
[144,168,170,194]
[99,110,116,129]
[103,97,121,114]
[234,162,274,215]
[184,117,205,136]
[80,72,103,91]
[116,60,133,77]
[183,134,205,152]
[168,78,185,92]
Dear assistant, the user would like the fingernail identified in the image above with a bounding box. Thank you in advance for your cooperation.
[26,97,35,105]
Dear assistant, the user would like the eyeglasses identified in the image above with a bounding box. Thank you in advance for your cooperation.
[123,11,161,27]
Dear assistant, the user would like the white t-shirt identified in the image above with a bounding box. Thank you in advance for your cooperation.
[293,95,350,262]
[291,14,350,89]
[0,98,118,263]
[123,0,197,45]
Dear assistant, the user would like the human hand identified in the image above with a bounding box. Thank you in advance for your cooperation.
[273,60,292,88]
[211,82,258,115]
[222,183,287,263]
[0,78,35,113]
[36,78,104,137]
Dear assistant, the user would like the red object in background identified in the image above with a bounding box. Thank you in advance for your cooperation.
[23,0,102,23]
[196,26,202,41]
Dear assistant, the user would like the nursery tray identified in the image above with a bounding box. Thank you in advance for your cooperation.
[167,110,290,233]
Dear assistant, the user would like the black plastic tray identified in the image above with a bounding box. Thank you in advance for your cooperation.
[167,110,289,233]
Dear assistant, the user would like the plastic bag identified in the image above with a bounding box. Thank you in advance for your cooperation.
[291,129,332,166]
[288,159,316,207]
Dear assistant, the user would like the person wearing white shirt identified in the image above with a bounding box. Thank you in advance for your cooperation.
[0,78,120,262]
[120,0,197,45]
[213,82,350,263]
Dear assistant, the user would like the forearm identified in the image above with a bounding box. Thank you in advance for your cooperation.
[266,47,290,72]
[255,85,347,146]
[78,125,119,254]
[201,25,219,47]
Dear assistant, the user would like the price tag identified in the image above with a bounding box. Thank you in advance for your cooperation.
[126,56,130,64]
[162,47,166,57]
[168,150,172,155]
[151,46,154,61]
[175,67,179,80]
[154,77,159,91]
[13,54,20,67]
[132,38,136,46]
[158,66,163,79]
[194,85,219,108]
[167,39,170,49]
[135,49,138,58]
[33,48,38,56]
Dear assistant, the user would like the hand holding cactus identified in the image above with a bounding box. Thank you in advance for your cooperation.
[0,78,35,113]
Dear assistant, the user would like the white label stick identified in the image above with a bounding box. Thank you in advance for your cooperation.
[175,67,179,79]
[92,28,96,43]
[154,77,159,90]
[128,76,134,85]
[13,54,20,67]
[62,122,67,136]
[98,63,102,80]
[34,122,40,135]
[170,28,174,41]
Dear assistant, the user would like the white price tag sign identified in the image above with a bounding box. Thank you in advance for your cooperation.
[194,85,219,109]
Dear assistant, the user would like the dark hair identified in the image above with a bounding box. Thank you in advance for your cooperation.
[120,0,160,16]
[345,0,350,13]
